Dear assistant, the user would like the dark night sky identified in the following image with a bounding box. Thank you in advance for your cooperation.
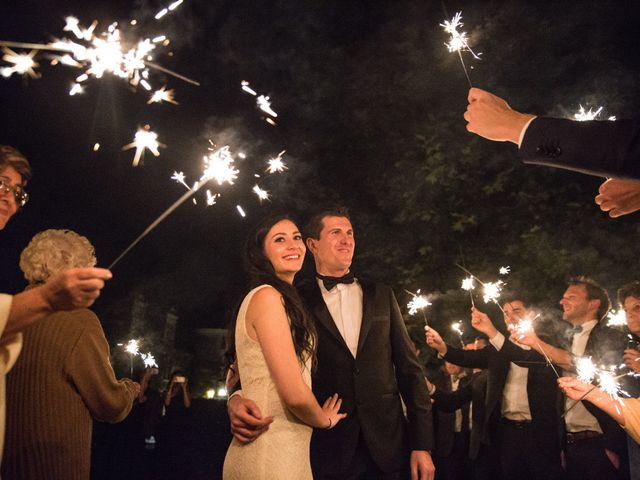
[1,0,640,343]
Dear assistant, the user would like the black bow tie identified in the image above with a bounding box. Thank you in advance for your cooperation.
[317,272,355,291]
[570,325,583,336]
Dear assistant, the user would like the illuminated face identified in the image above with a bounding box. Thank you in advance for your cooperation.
[263,219,306,284]
[306,216,355,276]
[624,296,640,335]
[502,300,527,327]
[560,284,597,324]
[0,166,22,230]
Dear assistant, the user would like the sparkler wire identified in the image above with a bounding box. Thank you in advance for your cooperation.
[108,184,202,269]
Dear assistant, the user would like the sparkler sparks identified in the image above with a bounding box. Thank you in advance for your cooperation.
[574,105,603,121]
[124,339,140,356]
[607,309,627,327]
[461,276,475,291]
[148,86,178,104]
[266,150,287,174]
[407,290,432,316]
[241,80,278,121]
[202,146,239,185]
[141,352,158,368]
[440,11,480,87]
[1,48,40,78]
[576,357,598,384]
[499,266,511,275]
[482,280,504,304]
[252,185,269,201]
[122,125,162,166]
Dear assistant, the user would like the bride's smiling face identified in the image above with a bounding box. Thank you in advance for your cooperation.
[263,219,306,284]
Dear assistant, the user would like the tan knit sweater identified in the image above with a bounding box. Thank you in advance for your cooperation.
[1,308,137,480]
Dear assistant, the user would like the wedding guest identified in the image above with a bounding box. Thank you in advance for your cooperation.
[223,215,346,479]
[509,277,628,480]
[463,87,640,217]
[0,146,112,461]
[228,207,435,479]
[2,229,139,480]
[426,297,564,480]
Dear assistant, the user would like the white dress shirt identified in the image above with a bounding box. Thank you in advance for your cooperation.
[490,332,532,421]
[565,320,602,433]
[317,278,363,358]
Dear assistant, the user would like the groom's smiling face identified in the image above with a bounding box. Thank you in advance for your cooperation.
[307,215,355,276]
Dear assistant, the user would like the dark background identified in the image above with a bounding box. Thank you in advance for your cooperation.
[1,0,640,362]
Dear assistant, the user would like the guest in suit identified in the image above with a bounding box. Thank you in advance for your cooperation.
[509,277,628,480]
[426,297,564,480]
[427,338,500,480]
[427,357,472,480]
[462,87,640,217]
[228,206,435,480]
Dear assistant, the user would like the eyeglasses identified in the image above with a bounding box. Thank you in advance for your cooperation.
[0,178,28,207]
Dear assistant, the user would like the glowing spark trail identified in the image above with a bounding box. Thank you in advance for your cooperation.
[1,48,39,78]
[440,11,481,87]
[499,266,510,275]
[148,86,178,104]
[574,105,603,121]
[124,339,140,356]
[252,185,269,202]
[109,146,237,269]
[122,126,162,166]
[241,80,279,120]
[266,150,287,173]
[451,322,465,347]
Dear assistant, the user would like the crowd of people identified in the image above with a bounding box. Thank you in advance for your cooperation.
[0,84,639,479]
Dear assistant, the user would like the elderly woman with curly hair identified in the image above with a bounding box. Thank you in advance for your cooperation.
[1,229,139,480]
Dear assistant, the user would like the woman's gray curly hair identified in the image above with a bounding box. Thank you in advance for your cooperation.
[20,229,97,285]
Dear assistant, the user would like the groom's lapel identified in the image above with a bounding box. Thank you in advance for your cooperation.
[356,281,375,358]
[308,281,350,351]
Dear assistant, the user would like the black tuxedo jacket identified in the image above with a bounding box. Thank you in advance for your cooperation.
[443,337,562,454]
[298,279,433,476]
[500,321,629,455]
[519,117,640,179]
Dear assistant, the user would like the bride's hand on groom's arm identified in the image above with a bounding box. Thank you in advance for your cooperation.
[228,395,274,443]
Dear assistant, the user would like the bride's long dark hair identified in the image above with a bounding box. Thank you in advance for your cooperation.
[225,215,317,370]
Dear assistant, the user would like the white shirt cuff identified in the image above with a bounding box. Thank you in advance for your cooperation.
[517,116,537,148]
[490,331,505,351]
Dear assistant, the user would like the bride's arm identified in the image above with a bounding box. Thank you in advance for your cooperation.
[248,286,343,429]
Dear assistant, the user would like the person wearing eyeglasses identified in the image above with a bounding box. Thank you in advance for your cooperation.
[0,145,112,461]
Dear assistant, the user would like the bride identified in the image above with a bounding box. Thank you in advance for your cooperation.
[223,215,346,479]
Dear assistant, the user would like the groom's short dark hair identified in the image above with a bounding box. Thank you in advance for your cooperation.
[304,206,351,240]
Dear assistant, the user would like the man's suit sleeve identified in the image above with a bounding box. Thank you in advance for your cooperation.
[387,287,434,451]
[443,345,489,370]
[519,117,640,179]
[431,381,472,413]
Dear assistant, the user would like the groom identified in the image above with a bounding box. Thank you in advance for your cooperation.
[228,207,435,479]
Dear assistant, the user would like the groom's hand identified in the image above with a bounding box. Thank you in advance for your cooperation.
[228,395,274,443]
[411,450,435,480]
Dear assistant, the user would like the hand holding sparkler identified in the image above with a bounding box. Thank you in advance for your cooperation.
[558,376,598,402]
[424,326,447,356]
[464,88,535,144]
[595,178,640,218]
[470,307,498,339]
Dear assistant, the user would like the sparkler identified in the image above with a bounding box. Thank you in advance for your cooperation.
[461,276,475,307]
[122,125,163,166]
[1,14,200,96]
[252,185,270,202]
[406,289,432,325]
[109,145,238,269]
[573,105,616,122]
[451,322,465,347]
[266,150,287,174]
[564,359,630,416]
[455,264,505,311]
[606,309,627,327]
[499,266,510,275]
[148,86,178,105]
[123,339,140,376]
[1,47,40,78]
[512,315,561,378]
[141,352,158,369]
[241,80,278,122]
[440,12,481,88]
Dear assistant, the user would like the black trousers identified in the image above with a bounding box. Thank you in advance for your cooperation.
[565,435,622,480]
[434,432,471,480]
[498,420,564,480]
